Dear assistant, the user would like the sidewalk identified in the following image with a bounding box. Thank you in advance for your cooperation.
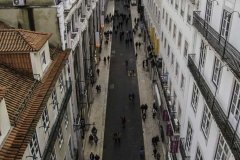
[82,1,114,159]
[130,5,166,160]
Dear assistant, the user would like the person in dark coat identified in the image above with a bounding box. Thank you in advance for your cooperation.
[90,152,94,160]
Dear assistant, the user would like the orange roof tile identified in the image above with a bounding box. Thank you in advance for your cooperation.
[0,49,70,159]
[0,29,52,53]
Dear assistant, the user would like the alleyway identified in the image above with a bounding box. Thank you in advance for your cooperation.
[102,0,144,160]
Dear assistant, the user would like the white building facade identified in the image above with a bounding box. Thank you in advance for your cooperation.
[143,0,240,159]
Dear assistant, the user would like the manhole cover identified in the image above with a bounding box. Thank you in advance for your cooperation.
[109,84,115,89]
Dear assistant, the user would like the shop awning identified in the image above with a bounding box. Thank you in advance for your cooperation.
[95,32,100,48]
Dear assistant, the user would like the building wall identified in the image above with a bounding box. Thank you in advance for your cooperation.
[0,99,11,147]
[144,0,240,159]
[0,8,61,47]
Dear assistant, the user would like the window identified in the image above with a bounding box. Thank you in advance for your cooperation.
[212,57,222,86]
[201,104,211,138]
[164,38,167,48]
[185,122,193,152]
[215,134,230,160]
[173,24,176,39]
[42,107,50,132]
[165,13,168,26]
[180,0,186,17]
[167,45,170,57]
[221,10,231,39]
[175,62,179,77]
[230,80,240,121]
[161,32,164,41]
[41,51,46,66]
[169,18,172,32]
[175,0,179,10]
[50,150,57,160]
[162,8,165,19]
[199,40,206,72]
[187,5,192,24]
[183,40,188,57]
[29,132,40,158]
[205,0,213,23]
[158,11,161,24]
[178,32,182,48]
[171,0,173,5]
[59,73,64,92]
[171,53,174,65]
[191,83,199,112]
[58,128,64,148]
[52,89,58,110]
[180,74,185,89]
[64,112,69,128]
[195,146,203,160]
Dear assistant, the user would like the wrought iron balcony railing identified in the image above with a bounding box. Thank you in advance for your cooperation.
[42,81,72,159]
[179,138,190,160]
[188,55,240,159]
[193,11,240,80]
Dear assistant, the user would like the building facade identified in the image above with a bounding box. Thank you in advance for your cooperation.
[143,0,240,159]
[0,0,104,159]
[0,29,74,160]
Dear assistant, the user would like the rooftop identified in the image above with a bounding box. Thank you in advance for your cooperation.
[0,29,52,53]
[0,48,70,159]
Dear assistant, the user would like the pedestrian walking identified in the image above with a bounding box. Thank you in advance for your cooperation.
[121,116,126,128]
[125,60,128,69]
[142,112,146,121]
[135,53,138,58]
[139,146,145,160]
[135,42,137,49]
[89,134,94,144]
[117,131,121,143]
[153,148,157,158]
[107,55,110,63]
[93,135,99,145]
[144,104,148,113]
[156,153,161,160]
[142,60,145,68]
[113,132,118,143]
[152,108,157,119]
[91,126,97,136]
[104,57,106,64]
[90,152,94,160]
[96,68,100,76]
[95,154,100,160]
[140,104,145,114]
[131,93,135,101]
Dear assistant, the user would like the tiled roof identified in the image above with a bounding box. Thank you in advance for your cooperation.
[0,86,7,102]
[0,49,70,160]
[0,29,51,52]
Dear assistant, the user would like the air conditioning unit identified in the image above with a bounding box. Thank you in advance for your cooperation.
[13,0,25,6]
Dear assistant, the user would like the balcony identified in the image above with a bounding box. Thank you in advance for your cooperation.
[157,74,180,135]
[187,55,240,159]
[193,11,240,80]
[179,138,190,160]
[42,81,72,159]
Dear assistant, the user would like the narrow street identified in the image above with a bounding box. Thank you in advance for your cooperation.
[102,0,144,160]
